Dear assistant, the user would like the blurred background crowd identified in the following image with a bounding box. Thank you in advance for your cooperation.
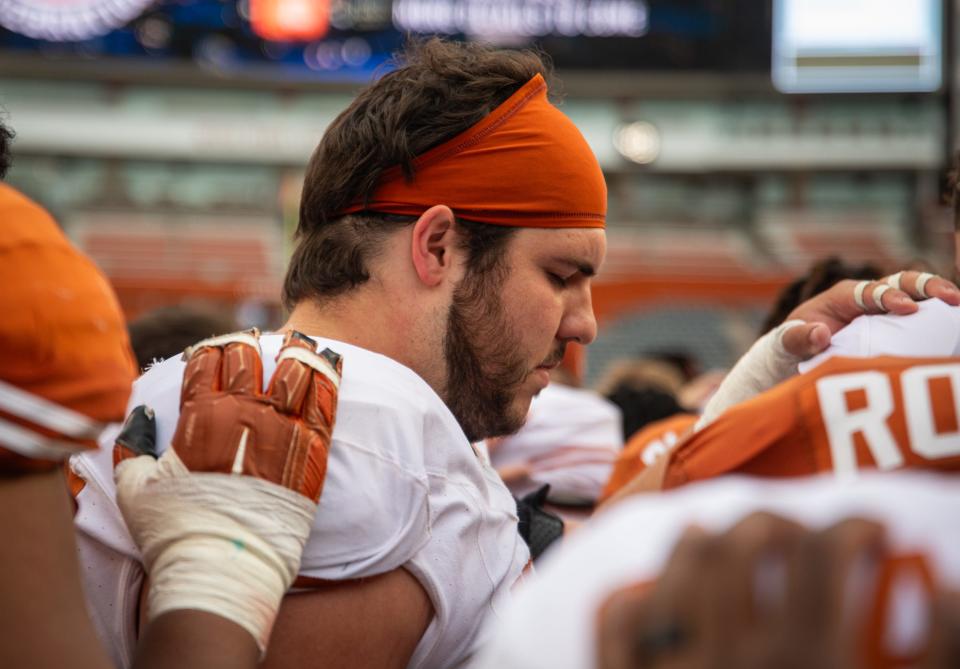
[1,0,956,436]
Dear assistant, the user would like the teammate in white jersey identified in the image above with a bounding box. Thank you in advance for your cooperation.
[477,472,960,669]
[802,296,960,371]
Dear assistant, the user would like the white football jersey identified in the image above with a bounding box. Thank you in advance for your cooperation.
[489,383,622,504]
[71,334,528,669]
[476,471,960,669]
[801,299,960,372]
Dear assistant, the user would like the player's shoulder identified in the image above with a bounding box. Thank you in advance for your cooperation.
[313,335,450,421]
[801,352,960,379]
[624,413,698,451]
[804,299,960,371]
[292,335,467,459]
[135,332,456,434]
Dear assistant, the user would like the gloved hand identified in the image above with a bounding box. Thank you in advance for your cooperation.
[114,329,342,654]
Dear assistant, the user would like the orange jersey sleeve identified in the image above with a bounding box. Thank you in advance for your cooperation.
[599,413,697,502]
[664,356,960,489]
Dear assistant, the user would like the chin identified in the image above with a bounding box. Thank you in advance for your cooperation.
[511,392,536,424]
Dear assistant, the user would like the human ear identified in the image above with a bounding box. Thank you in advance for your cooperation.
[410,205,457,287]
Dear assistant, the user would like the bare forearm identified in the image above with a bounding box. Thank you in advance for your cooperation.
[0,469,113,669]
[133,611,259,669]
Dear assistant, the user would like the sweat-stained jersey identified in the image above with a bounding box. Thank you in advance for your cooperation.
[599,413,697,502]
[475,471,960,669]
[489,383,623,504]
[661,355,960,486]
[71,334,529,669]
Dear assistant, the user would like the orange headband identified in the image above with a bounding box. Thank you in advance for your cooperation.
[338,73,607,228]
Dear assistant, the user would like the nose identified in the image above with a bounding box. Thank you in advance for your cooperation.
[558,285,597,346]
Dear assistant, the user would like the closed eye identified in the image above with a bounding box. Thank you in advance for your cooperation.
[548,272,568,288]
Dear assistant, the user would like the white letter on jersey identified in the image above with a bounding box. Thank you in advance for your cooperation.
[902,363,960,459]
[816,371,903,479]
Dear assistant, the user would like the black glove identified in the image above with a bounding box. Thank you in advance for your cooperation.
[515,484,564,561]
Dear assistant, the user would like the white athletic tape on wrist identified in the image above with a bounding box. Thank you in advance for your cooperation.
[872,284,891,312]
[695,319,806,431]
[115,449,315,653]
[916,272,935,299]
[853,280,870,311]
[885,272,903,291]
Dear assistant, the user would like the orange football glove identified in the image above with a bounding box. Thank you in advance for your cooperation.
[115,329,341,502]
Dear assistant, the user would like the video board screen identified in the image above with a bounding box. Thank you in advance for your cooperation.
[772,0,942,93]
[0,0,772,81]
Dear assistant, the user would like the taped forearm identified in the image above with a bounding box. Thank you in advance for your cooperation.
[695,320,805,432]
[116,451,315,654]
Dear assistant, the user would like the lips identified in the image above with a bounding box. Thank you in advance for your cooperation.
[537,348,566,371]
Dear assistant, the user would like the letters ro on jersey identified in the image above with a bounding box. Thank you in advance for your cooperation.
[662,356,960,488]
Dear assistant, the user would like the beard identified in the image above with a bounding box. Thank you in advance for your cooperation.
[442,268,538,443]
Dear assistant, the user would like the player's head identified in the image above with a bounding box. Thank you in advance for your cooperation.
[0,186,137,472]
[283,38,607,441]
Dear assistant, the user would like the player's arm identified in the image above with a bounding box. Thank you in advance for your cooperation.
[0,380,122,669]
[115,330,343,669]
[263,568,433,669]
[697,272,960,430]
[0,467,114,669]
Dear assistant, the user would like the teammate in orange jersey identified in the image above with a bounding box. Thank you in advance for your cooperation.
[0,163,138,669]
[0,128,343,669]
[603,276,960,499]
[69,39,956,669]
[662,354,960,489]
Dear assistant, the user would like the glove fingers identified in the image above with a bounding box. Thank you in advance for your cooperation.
[297,433,329,503]
[268,332,318,415]
[113,405,158,468]
[304,348,342,431]
[181,345,223,403]
[221,341,264,396]
[267,332,342,422]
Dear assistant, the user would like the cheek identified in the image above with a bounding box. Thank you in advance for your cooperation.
[508,286,564,348]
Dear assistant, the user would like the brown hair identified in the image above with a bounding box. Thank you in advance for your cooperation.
[282,38,554,309]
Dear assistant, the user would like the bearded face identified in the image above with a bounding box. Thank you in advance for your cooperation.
[442,266,535,443]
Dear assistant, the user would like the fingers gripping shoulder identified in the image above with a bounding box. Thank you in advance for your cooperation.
[160,329,344,503]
